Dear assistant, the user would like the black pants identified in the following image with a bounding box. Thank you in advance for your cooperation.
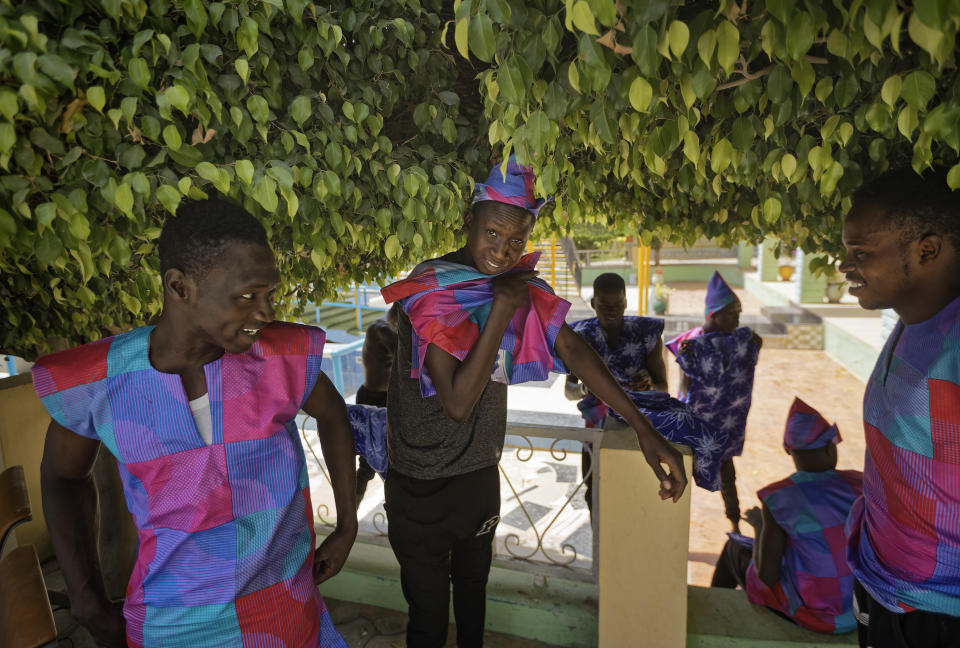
[385,465,500,648]
[720,458,740,526]
[855,582,960,648]
[711,538,752,589]
[356,456,377,503]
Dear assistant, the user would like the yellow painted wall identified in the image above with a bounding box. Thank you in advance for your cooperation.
[598,423,693,648]
[0,373,52,559]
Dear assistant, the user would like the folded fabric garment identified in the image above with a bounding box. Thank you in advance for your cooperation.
[347,404,388,476]
[381,252,571,397]
[578,390,725,491]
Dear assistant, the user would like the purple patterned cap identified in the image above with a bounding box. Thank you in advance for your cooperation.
[472,155,549,216]
[705,270,740,319]
[783,397,842,451]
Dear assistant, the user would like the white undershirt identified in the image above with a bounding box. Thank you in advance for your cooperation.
[188,393,214,445]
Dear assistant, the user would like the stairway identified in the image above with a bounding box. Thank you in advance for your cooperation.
[529,238,580,299]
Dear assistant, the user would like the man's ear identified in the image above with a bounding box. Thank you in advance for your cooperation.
[163,268,194,303]
[463,208,474,231]
[589,296,596,310]
[917,232,943,265]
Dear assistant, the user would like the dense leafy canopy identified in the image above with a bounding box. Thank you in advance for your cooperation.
[462,0,960,264]
[1,0,495,358]
[2,0,960,357]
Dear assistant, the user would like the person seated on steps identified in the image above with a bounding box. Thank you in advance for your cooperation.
[711,397,862,635]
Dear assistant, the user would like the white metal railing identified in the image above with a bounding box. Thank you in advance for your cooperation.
[297,409,601,581]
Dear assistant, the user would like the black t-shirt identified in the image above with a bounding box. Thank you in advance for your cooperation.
[386,307,507,479]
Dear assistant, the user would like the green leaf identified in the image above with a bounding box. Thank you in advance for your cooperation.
[384,234,401,259]
[455,18,470,59]
[235,58,249,85]
[39,54,77,89]
[897,106,918,138]
[571,2,599,36]
[468,13,495,62]
[156,184,181,215]
[163,124,182,151]
[790,59,815,98]
[762,196,781,224]
[785,11,816,60]
[166,85,190,115]
[387,163,401,186]
[87,86,106,113]
[237,16,260,58]
[881,75,902,107]
[631,25,660,77]
[247,96,269,123]
[196,161,218,183]
[69,211,90,240]
[710,138,733,174]
[697,29,716,66]
[716,21,739,74]
[403,173,419,197]
[183,0,208,38]
[235,159,255,186]
[947,162,960,190]
[252,176,279,211]
[667,20,689,59]
[628,77,653,112]
[0,90,17,122]
[567,62,581,93]
[114,183,134,217]
[901,70,935,112]
[781,153,798,179]
[291,95,311,127]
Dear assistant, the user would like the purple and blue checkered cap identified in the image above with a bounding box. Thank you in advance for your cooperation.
[472,155,550,217]
[705,270,740,319]
[783,396,842,451]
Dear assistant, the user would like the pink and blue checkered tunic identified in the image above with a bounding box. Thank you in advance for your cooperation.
[745,470,863,634]
[380,251,570,397]
[846,295,960,617]
[32,323,346,648]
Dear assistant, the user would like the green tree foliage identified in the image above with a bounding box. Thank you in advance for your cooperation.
[0,0,494,358]
[457,0,960,267]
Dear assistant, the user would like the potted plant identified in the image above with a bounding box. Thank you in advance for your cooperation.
[778,244,796,281]
[651,267,674,315]
[824,264,847,303]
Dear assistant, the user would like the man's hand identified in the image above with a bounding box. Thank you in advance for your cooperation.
[679,340,694,358]
[742,506,763,532]
[313,523,358,585]
[636,432,688,502]
[75,599,126,648]
[492,270,537,312]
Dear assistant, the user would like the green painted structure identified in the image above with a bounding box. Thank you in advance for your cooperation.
[581,265,745,288]
[757,236,780,282]
[687,587,858,647]
[794,251,828,304]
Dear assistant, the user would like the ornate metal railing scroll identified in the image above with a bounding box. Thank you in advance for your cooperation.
[298,408,602,578]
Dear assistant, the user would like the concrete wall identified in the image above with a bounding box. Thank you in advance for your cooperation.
[598,423,693,648]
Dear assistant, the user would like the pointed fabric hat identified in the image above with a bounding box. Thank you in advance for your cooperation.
[704,270,740,319]
[472,155,549,216]
[783,397,842,451]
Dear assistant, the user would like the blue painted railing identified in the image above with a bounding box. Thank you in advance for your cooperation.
[4,356,17,376]
[320,339,365,397]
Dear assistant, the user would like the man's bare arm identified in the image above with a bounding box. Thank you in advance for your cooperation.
[302,372,358,583]
[644,338,669,392]
[41,420,126,648]
[425,271,534,422]
[753,503,787,588]
[554,324,687,502]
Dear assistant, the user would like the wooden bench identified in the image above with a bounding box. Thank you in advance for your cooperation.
[0,465,58,647]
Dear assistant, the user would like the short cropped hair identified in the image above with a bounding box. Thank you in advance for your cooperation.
[593,272,626,295]
[853,167,960,251]
[158,198,270,278]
